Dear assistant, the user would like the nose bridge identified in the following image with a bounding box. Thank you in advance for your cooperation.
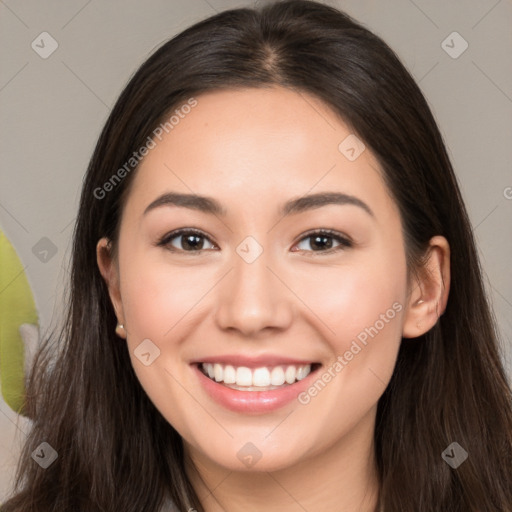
[214,238,293,335]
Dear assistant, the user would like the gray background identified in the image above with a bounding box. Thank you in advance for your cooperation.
[1,0,511,501]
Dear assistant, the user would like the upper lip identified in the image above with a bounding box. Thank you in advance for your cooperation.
[190,354,319,369]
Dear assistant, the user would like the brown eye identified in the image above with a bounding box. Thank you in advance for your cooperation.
[293,230,352,254]
[158,229,216,252]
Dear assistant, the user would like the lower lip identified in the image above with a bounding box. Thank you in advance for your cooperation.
[192,364,320,414]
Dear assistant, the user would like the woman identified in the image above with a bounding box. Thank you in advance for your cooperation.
[3,1,511,511]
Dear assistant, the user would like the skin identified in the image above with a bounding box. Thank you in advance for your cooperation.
[97,87,450,512]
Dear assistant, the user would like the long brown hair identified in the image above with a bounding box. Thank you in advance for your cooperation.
[3,1,511,510]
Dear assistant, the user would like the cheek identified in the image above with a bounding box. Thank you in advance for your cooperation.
[119,250,213,342]
[116,251,209,426]
[296,251,406,346]
[297,246,407,407]
[290,260,405,442]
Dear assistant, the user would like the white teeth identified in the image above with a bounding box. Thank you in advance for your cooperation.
[297,366,308,381]
[201,363,313,389]
[285,365,296,384]
[236,367,253,386]
[270,366,285,386]
[252,367,271,387]
[223,365,236,384]
[214,363,223,382]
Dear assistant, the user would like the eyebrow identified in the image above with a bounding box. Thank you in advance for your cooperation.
[143,191,374,218]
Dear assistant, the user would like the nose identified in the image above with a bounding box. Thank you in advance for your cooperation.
[214,247,294,337]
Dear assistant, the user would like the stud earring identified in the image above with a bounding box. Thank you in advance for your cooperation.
[115,323,126,338]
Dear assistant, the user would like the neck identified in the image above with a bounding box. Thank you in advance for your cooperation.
[184,406,380,512]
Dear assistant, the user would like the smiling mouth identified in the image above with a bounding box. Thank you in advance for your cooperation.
[197,362,322,391]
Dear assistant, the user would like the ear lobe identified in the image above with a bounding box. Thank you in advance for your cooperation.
[96,237,124,324]
[402,236,450,339]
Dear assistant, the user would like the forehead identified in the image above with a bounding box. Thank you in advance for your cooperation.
[123,87,398,225]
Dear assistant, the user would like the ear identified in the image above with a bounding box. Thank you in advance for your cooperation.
[96,237,125,336]
[402,235,450,338]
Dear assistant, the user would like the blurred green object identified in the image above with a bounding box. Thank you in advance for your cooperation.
[0,229,38,415]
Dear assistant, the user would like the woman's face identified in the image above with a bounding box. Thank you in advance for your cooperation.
[100,87,411,473]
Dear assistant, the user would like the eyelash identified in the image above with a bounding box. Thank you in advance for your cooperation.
[156,228,353,255]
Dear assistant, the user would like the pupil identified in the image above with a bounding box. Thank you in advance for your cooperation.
[183,234,202,250]
[311,235,332,251]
